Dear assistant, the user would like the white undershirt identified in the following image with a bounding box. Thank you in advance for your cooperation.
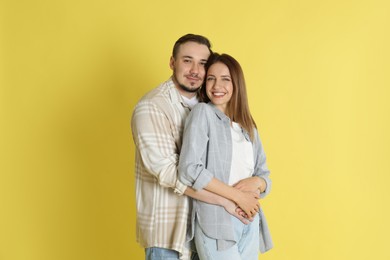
[182,95,199,109]
[228,122,254,186]
[181,95,199,109]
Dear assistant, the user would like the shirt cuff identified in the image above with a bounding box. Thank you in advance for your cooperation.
[259,177,271,199]
[192,170,213,191]
[174,179,188,195]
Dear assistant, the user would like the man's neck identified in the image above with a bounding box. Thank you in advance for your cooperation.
[178,89,197,99]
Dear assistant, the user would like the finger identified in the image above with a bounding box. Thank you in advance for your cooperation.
[250,210,256,217]
[244,213,254,222]
[234,212,250,225]
[243,208,252,217]
[251,208,260,217]
[235,207,245,216]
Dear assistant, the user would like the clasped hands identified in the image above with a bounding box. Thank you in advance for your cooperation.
[232,177,262,222]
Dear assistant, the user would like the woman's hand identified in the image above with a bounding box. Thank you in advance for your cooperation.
[234,176,266,193]
[204,177,261,218]
[233,190,260,218]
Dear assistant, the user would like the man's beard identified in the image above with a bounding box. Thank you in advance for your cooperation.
[177,83,201,93]
[173,74,202,93]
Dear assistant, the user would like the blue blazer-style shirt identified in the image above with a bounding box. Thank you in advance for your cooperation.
[178,102,273,253]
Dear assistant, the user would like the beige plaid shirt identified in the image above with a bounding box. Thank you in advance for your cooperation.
[131,78,192,260]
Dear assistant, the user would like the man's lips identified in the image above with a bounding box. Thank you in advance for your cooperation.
[186,75,201,81]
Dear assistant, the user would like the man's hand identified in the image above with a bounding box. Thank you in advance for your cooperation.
[222,199,252,225]
[235,206,254,222]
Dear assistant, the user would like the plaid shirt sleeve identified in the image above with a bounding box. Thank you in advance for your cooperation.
[131,99,187,195]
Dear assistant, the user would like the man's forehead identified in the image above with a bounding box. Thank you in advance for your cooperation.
[177,42,210,58]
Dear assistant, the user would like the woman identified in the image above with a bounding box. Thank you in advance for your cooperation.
[178,53,273,259]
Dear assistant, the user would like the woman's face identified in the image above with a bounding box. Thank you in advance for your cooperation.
[205,62,233,114]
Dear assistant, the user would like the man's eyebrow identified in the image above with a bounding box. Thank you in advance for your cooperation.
[181,56,207,62]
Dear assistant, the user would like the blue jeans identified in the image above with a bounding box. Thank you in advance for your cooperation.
[194,214,260,260]
[145,247,199,260]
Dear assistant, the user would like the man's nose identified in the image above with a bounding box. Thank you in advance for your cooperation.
[190,63,199,74]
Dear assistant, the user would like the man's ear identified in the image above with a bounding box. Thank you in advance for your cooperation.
[169,56,175,70]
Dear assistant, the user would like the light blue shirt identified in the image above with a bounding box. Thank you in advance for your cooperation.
[178,102,273,253]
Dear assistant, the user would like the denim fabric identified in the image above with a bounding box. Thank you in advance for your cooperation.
[194,214,260,260]
[145,247,199,260]
[145,247,179,260]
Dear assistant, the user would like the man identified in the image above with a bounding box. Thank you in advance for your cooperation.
[131,34,264,260]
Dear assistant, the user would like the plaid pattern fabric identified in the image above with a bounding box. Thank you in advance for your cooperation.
[131,78,192,260]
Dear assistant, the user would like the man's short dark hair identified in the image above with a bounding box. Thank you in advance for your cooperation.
[172,34,212,58]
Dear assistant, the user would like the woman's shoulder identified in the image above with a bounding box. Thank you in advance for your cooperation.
[187,103,215,123]
[192,102,214,114]
[193,102,230,122]
[193,102,210,109]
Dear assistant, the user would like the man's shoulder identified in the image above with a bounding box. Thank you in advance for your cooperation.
[138,79,174,103]
[134,79,177,109]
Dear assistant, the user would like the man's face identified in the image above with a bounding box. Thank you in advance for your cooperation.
[170,42,210,98]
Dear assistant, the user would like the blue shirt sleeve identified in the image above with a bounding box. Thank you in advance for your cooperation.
[178,104,214,191]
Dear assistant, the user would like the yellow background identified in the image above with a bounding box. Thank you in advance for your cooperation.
[1,0,389,259]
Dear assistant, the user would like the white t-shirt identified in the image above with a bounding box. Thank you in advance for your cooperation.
[228,122,254,186]
[181,95,199,109]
